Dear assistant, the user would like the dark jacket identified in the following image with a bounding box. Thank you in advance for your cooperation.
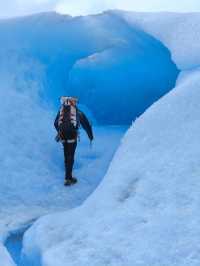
[54,108,93,141]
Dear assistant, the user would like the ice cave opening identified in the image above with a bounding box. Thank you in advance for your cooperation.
[0,11,180,266]
[0,12,179,124]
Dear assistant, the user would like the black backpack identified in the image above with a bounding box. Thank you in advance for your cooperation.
[58,105,79,141]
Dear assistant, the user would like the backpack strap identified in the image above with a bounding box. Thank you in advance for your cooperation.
[58,105,65,127]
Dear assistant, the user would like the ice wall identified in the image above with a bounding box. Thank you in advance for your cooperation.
[0,245,15,266]
[21,11,200,266]
[23,65,200,266]
[0,56,60,209]
[116,11,200,70]
[0,12,179,124]
[67,14,179,124]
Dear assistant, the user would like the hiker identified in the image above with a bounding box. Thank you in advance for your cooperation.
[54,96,94,186]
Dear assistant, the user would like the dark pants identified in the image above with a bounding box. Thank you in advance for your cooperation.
[63,141,77,179]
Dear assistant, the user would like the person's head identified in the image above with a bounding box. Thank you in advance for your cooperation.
[60,96,78,107]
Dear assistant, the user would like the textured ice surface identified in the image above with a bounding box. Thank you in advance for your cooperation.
[0,12,179,124]
[21,11,200,266]
[0,245,15,266]
[116,11,200,70]
[0,10,199,266]
[67,13,179,124]
[23,67,200,266]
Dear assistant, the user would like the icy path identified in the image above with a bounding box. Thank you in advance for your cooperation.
[0,126,126,265]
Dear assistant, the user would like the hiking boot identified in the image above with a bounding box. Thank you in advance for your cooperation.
[64,178,72,186]
[64,177,77,186]
[70,177,77,184]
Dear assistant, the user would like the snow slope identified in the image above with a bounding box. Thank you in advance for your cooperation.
[22,12,200,266]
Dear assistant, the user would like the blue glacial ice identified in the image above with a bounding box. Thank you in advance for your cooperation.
[0,12,179,124]
[0,11,184,266]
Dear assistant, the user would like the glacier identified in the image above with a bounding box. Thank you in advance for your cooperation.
[0,11,179,124]
[21,11,200,266]
[24,67,200,266]
[0,9,199,266]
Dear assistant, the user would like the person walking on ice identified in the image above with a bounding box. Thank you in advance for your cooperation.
[54,96,94,186]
